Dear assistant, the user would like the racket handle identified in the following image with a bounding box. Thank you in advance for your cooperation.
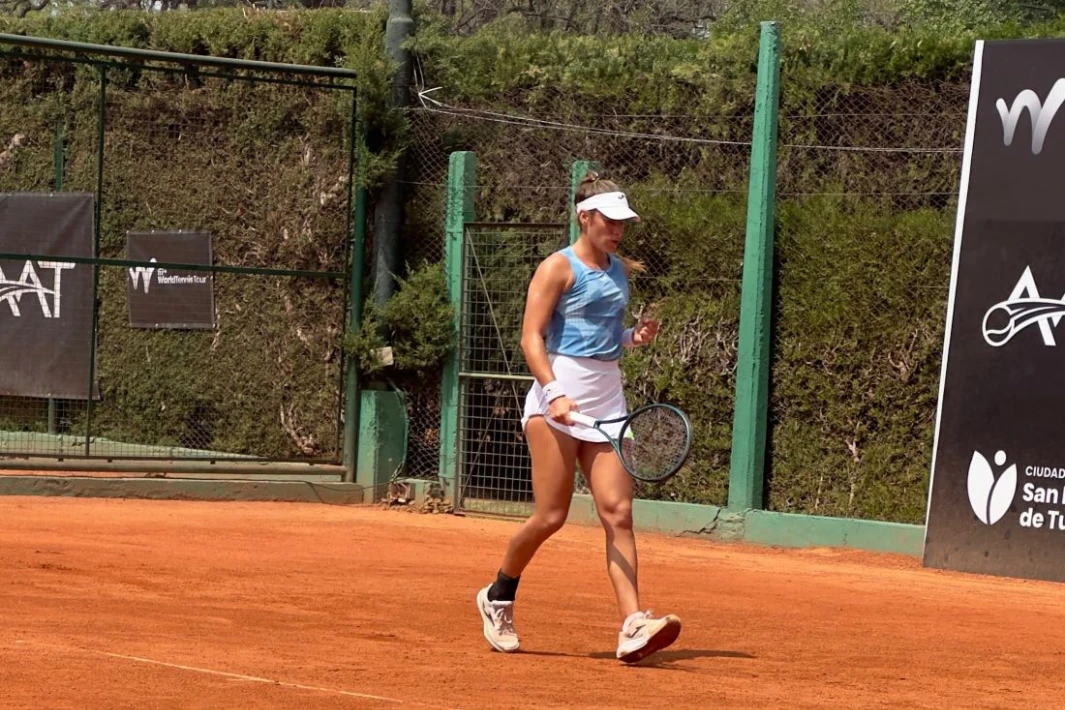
[568,411,596,428]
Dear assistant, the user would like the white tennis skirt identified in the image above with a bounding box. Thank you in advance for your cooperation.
[522,353,628,443]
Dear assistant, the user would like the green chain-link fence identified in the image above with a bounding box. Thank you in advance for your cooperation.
[768,80,966,522]
[415,104,756,511]
[0,36,359,471]
[406,44,967,525]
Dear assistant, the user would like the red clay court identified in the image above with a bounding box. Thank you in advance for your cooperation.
[3,497,1064,709]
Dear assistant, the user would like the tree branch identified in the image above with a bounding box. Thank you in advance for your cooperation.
[0,0,52,18]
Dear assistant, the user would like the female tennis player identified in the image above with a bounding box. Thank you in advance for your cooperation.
[476,172,682,664]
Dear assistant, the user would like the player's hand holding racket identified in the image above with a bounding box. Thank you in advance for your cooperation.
[548,396,580,426]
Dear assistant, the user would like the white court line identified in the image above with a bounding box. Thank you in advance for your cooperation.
[16,641,463,710]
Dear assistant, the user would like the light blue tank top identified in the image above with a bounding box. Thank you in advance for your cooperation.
[545,247,629,361]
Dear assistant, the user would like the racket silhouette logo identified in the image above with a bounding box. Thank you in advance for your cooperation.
[982,267,1065,347]
[967,451,1018,526]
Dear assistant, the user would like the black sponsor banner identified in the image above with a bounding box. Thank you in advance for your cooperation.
[0,192,97,400]
[925,39,1065,581]
[127,231,215,330]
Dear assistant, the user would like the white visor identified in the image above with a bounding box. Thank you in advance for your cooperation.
[575,191,640,222]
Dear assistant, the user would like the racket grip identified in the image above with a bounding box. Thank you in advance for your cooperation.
[567,411,596,428]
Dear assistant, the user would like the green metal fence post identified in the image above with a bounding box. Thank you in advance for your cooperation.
[84,64,107,457]
[49,113,66,436]
[569,159,600,245]
[727,20,781,512]
[439,151,477,502]
[53,116,65,191]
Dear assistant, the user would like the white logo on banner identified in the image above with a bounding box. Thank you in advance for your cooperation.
[128,257,208,294]
[968,450,1017,526]
[128,258,158,294]
[982,267,1065,347]
[997,79,1065,154]
[0,260,76,318]
[965,450,1065,530]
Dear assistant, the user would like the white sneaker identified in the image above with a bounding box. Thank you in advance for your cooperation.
[476,585,520,653]
[616,610,682,664]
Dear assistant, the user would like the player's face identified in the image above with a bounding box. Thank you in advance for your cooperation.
[583,210,627,253]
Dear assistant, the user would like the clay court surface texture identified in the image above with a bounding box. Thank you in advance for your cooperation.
[3,496,1064,709]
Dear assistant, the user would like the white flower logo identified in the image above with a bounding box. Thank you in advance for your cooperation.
[967,450,1017,526]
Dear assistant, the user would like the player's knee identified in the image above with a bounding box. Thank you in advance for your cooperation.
[598,500,633,532]
[536,509,568,536]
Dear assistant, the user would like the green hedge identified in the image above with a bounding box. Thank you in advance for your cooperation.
[0,10,389,460]
[403,11,1065,522]
[1,7,1063,518]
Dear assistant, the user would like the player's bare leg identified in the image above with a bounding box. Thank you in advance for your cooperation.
[582,441,681,663]
[477,416,578,653]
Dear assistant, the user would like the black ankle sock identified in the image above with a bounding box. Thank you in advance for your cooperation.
[487,570,520,602]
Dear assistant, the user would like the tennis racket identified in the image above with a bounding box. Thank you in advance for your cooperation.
[568,404,693,483]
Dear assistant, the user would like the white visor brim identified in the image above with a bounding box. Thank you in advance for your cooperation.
[576,191,640,222]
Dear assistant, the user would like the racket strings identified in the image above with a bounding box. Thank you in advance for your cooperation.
[620,408,690,480]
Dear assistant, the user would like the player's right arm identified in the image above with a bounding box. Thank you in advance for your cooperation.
[521,254,577,425]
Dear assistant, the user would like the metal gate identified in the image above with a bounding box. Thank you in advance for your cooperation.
[456,222,568,515]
